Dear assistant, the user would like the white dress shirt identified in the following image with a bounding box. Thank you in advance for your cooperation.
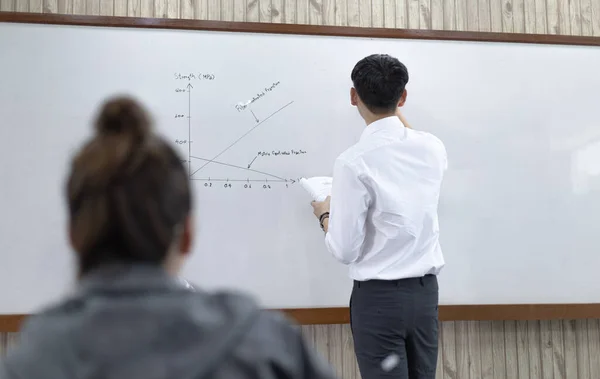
[325,116,447,281]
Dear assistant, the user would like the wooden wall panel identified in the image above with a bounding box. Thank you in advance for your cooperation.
[1,0,599,377]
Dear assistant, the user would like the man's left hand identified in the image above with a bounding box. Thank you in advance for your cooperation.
[311,196,331,219]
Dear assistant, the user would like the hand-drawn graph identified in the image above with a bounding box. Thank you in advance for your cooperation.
[174,73,301,189]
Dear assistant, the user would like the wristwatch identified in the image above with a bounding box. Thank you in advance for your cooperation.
[319,212,330,231]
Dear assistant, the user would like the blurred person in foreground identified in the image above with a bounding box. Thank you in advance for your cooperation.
[0,96,336,379]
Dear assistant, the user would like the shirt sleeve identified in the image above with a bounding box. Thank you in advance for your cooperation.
[324,158,371,265]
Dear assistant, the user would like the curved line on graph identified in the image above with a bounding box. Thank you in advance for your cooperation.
[189,156,286,181]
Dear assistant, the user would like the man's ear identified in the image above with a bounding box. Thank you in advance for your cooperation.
[350,87,358,106]
[179,215,194,256]
[398,89,407,107]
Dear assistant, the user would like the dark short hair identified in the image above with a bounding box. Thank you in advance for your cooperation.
[67,96,192,275]
[351,54,409,114]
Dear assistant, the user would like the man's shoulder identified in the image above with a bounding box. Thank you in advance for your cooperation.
[410,129,447,155]
[335,141,370,170]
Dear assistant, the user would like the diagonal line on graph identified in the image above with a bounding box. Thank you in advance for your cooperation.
[189,156,286,181]
[189,100,294,178]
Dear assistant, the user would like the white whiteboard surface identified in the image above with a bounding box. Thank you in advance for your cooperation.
[0,22,599,314]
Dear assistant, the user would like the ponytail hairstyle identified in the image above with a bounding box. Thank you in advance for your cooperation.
[66,96,192,276]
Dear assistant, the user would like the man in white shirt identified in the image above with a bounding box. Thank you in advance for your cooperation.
[311,54,447,379]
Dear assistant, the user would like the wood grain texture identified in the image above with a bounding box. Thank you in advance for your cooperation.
[1,1,600,378]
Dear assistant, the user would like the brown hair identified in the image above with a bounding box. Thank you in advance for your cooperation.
[66,96,191,275]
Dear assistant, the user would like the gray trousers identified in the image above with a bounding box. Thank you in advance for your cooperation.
[350,275,439,379]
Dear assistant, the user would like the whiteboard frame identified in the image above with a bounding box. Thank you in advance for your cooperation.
[0,12,599,327]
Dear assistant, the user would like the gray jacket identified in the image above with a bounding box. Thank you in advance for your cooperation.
[0,265,337,379]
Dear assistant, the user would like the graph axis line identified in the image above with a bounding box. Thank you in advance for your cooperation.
[190,156,286,181]
[189,100,294,178]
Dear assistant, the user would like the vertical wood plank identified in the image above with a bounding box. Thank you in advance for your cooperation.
[491,321,506,379]
[247,0,258,21]
[182,0,195,18]
[442,322,457,379]
[260,0,272,21]
[43,0,58,12]
[547,0,560,33]
[466,0,478,30]
[328,324,343,378]
[550,320,565,379]
[539,320,554,379]
[502,321,517,379]
[6,333,19,351]
[395,0,408,28]
[501,0,513,32]
[167,0,180,18]
[528,321,542,379]
[455,321,469,379]
[313,325,330,363]
[126,0,140,16]
[436,322,443,379]
[334,0,347,25]
[479,321,493,379]
[0,333,6,356]
[222,0,234,20]
[0,0,14,11]
[16,0,29,11]
[478,0,491,31]
[322,0,334,24]
[359,0,371,27]
[430,0,443,29]
[468,321,482,379]
[114,0,127,15]
[283,0,294,22]
[234,0,246,20]
[153,0,166,17]
[523,0,535,32]
[588,319,600,379]
[141,0,154,16]
[580,0,592,35]
[592,0,600,36]
[296,0,308,24]
[208,0,220,19]
[512,0,525,32]
[58,0,73,13]
[455,0,468,30]
[99,0,114,15]
[72,0,85,14]
[568,0,582,35]
[562,320,578,379]
[29,0,43,12]
[347,0,359,25]
[443,0,455,30]
[341,324,358,379]
[408,0,420,28]
[309,0,323,24]
[383,0,395,27]
[534,0,547,33]
[420,0,432,29]
[371,0,384,27]
[87,0,100,15]
[516,321,530,379]
[575,319,590,379]
[489,0,502,31]
[557,0,570,34]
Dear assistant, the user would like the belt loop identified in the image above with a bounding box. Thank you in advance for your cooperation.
[357,281,361,288]
[420,277,424,286]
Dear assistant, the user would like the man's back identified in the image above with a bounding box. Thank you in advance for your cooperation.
[327,115,447,281]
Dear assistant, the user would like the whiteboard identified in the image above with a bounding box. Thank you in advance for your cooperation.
[0,22,599,314]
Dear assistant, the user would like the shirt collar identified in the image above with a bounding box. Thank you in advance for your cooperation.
[360,115,406,141]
